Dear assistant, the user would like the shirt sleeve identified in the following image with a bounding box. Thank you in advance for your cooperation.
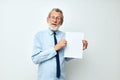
[31,33,57,64]
[64,58,73,61]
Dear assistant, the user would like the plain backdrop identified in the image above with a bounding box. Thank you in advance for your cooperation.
[0,0,119,80]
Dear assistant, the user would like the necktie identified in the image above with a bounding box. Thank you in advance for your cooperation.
[53,32,61,78]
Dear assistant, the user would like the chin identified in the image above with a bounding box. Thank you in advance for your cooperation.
[49,25,60,31]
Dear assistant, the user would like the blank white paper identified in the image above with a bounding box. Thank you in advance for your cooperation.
[64,32,84,59]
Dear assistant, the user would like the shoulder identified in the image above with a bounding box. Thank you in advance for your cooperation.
[36,30,48,35]
[58,30,65,35]
[35,30,47,38]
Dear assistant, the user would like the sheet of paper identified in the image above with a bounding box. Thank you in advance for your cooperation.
[64,32,84,59]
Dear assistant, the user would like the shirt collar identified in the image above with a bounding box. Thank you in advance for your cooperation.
[48,28,59,36]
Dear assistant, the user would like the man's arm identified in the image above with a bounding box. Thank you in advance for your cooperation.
[31,33,57,64]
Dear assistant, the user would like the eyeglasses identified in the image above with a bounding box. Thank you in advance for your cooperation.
[50,16,61,21]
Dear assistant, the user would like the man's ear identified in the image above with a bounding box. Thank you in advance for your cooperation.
[60,20,63,25]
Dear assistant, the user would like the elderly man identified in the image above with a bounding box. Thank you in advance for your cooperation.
[32,8,88,80]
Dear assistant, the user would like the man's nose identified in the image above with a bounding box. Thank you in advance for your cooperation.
[53,18,57,22]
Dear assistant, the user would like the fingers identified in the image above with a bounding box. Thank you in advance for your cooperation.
[59,39,67,45]
[82,40,88,50]
[55,39,67,51]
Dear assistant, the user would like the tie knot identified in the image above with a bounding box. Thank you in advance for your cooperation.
[53,32,56,35]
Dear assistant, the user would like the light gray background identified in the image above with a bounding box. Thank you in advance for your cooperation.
[0,0,119,80]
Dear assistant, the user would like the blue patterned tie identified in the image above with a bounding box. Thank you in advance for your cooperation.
[53,32,61,78]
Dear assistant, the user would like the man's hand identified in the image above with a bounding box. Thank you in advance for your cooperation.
[54,39,67,51]
[82,40,88,50]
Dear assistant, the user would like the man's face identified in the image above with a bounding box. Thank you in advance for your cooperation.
[47,11,63,31]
